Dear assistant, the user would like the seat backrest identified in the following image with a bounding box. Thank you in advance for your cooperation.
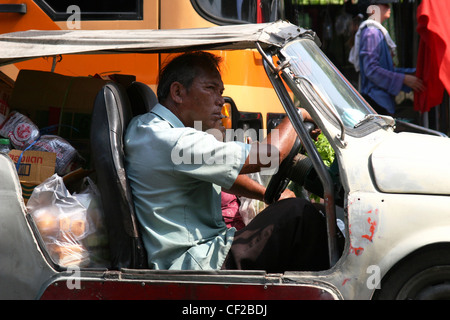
[126,81,158,115]
[90,82,147,269]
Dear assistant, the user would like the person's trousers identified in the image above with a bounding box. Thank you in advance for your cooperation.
[363,94,393,116]
[222,198,331,273]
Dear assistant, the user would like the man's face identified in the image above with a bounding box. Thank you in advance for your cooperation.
[369,4,391,22]
[181,67,225,132]
[379,4,391,20]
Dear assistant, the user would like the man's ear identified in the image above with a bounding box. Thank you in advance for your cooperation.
[170,81,185,104]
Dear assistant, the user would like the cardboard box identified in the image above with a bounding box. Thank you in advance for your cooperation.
[9,69,107,114]
[8,69,109,163]
[8,150,56,203]
[0,70,13,124]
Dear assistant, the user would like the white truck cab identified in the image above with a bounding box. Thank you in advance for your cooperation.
[0,21,449,300]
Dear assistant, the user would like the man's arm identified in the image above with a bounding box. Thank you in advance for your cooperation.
[223,175,265,201]
[239,108,318,174]
[224,174,296,203]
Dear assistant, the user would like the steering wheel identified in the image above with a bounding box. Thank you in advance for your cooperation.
[264,122,315,204]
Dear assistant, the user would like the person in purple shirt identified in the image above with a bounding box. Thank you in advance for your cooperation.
[350,0,424,115]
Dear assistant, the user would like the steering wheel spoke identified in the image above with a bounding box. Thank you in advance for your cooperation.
[264,122,315,204]
[264,137,301,204]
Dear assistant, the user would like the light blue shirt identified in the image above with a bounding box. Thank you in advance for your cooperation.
[124,104,251,270]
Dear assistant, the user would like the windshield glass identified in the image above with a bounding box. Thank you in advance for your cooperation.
[283,39,374,128]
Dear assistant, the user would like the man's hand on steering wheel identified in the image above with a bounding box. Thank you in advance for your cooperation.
[264,116,317,205]
[279,188,296,200]
[301,109,321,141]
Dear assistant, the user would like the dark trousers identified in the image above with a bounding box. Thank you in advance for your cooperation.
[363,94,392,116]
[222,198,332,273]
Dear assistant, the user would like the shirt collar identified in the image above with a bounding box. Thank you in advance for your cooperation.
[151,103,185,128]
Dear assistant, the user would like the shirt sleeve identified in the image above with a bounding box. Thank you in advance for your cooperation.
[360,28,405,96]
[170,129,251,189]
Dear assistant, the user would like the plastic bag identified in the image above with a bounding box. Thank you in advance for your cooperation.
[73,177,110,267]
[27,174,108,267]
[0,111,40,149]
[238,172,267,226]
[28,135,82,176]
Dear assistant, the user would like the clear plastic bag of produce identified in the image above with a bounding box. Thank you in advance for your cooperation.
[238,172,267,226]
[73,177,110,267]
[27,174,109,268]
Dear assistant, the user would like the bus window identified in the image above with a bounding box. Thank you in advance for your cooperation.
[192,1,349,27]
[191,0,284,24]
[34,0,143,21]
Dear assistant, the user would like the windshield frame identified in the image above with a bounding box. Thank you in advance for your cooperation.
[279,38,388,138]
[259,44,341,267]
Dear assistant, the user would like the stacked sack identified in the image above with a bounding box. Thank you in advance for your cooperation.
[0,111,82,175]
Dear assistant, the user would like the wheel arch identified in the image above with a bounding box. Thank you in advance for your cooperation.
[372,241,450,300]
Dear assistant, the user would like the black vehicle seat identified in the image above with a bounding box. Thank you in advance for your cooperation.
[90,82,148,270]
[127,81,158,115]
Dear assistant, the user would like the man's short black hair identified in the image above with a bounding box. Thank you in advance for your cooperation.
[157,51,222,103]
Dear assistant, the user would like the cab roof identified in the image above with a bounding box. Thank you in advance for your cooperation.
[0,20,317,66]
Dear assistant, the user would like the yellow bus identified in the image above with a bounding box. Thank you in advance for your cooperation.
[0,0,422,133]
[1,0,322,134]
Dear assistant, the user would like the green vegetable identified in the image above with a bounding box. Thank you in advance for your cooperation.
[289,133,335,202]
[314,133,335,167]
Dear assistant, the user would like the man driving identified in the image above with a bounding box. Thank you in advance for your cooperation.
[125,51,330,272]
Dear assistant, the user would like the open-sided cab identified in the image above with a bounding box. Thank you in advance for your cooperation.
[1,21,450,301]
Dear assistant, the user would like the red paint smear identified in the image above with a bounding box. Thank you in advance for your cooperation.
[362,217,377,242]
[349,244,364,256]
